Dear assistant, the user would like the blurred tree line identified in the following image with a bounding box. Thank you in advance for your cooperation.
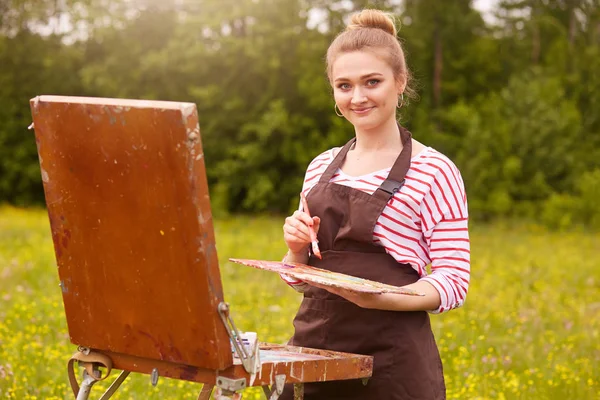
[1,0,599,228]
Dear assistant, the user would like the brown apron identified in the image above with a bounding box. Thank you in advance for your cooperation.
[281,126,446,400]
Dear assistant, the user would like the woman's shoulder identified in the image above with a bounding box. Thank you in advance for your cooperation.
[302,148,338,186]
[410,145,463,178]
[306,147,339,170]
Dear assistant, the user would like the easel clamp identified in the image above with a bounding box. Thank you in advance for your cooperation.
[217,302,260,375]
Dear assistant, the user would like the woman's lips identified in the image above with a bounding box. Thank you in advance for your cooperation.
[351,107,374,115]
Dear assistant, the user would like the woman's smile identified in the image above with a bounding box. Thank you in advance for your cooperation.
[351,106,375,115]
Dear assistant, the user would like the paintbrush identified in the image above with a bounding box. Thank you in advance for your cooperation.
[300,192,322,259]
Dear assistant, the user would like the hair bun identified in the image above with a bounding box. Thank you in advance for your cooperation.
[347,9,397,37]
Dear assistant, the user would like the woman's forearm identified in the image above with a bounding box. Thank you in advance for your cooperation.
[378,280,441,312]
[325,280,442,312]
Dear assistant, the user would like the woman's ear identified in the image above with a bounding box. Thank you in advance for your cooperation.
[396,75,407,95]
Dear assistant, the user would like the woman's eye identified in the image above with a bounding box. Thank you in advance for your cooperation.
[338,83,351,90]
[367,79,380,86]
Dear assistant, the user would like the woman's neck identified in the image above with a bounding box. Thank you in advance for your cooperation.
[352,118,402,153]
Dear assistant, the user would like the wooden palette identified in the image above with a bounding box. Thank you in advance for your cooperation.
[229,259,424,296]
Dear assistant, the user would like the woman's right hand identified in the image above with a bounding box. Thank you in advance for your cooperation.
[283,210,321,255]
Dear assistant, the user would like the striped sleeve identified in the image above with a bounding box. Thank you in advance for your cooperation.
[418,153,470,314]
[280,271,309,293]
[281,149,334,292]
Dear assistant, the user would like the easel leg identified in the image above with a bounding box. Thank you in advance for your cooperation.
[76,370,98,400]
[261,375,287,400]
[262,385,272,398]
[293,383,304,400]
[198,384,214,400]
[99,370,130,400]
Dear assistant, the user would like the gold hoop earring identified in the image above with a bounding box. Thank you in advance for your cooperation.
[334,103,343,117]
[397,93,405,109]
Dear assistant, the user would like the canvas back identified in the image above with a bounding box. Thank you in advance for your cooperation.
[29,95,233,370]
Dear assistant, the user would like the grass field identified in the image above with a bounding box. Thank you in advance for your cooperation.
[0,206,598,399]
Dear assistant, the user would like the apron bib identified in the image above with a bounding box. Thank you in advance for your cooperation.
[281,126,446,400]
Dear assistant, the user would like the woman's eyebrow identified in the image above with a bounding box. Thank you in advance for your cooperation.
[334,72,384,83]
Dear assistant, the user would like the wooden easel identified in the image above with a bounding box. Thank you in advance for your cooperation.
[29,96,373,400]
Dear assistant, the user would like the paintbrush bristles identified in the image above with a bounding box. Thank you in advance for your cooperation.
[300,192,322,259]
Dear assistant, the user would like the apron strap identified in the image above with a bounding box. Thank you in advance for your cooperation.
[372,124,412,202]
[319,137,356,183]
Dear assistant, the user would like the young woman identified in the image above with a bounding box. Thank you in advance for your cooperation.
[280,9,470,400]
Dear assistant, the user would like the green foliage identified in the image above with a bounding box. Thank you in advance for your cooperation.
[455,69,582,220]
[0,31,84,205]
[0,0,599,226]
[542,169,600,230]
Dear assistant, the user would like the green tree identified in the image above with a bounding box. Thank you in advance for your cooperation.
[0,0,599,226]
[456,69,581,219]
[0,31,84,204]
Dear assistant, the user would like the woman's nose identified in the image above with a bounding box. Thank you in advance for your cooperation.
[351,88,367,104]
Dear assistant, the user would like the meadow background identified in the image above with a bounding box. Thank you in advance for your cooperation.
[1,0,600,399]
[1,206,598,399]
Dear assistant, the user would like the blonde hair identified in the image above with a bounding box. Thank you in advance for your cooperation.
[326,9,417,102]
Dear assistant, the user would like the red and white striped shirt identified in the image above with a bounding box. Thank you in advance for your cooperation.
[284,146,470,314]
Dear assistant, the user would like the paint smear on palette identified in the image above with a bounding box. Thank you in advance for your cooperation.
[228,259,424,296]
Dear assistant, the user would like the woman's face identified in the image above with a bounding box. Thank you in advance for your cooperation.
[331,50,404,132]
